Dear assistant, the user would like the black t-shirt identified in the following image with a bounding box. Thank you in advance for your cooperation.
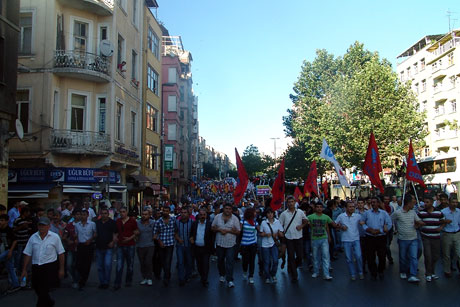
[95,219,117,249]
[0,226,16,250]
[13,217,32,246]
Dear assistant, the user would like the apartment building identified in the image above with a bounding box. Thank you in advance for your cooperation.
[397,31,460,157]
[9,0,143,207]
[0,0,20,204]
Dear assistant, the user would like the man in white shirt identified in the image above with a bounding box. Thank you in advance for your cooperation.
[279,196,308,283]
[21,217,65,307]
[444,178,457,199]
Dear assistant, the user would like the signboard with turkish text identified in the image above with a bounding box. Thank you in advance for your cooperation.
[8,168,121,184]
[164,145,174,162]
[256,185,271,196]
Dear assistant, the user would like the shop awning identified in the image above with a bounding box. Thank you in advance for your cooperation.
[63,184,127,194]
[8,184,56,199]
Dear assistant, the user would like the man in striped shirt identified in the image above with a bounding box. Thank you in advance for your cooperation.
[418,196,445,281]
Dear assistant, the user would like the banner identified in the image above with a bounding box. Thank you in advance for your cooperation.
[363,132,384,193]
[270,159,285,211]
[233,148,249,204]
[406,140,426,188]
[320,139,350,187]
[303,161,318,196]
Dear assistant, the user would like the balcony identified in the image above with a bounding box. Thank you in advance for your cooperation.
[53,50,111,83]
[50,130,111,155]
[57,0,114,16]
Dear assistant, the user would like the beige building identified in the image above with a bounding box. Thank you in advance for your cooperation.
[397,31,460,157]
[10,0,144,208]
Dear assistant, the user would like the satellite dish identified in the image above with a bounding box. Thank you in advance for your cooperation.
[15,119,24,140]
[100,40,114,57]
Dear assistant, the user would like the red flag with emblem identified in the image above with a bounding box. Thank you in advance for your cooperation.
[405,139,426,188]
[303,161,318,197]
[293,186,303,202]
[322,180,329,199]
[233,148,249,204]
[363,132,384,194]
[270,159,285,211]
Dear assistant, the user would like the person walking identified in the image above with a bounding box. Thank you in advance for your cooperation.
[240,207,259,284]
[0,214,19,291]
[153,206,176,287]
[307,202,333,281]
[211,203,241,288]
[260,208,283,283]
[418,196,444,281]
[440,197,460,278]
[137,209,155,286]
[75,210,97,290]
[279,196,308,283]
[362,196,392,280]
[335,202,364,280]
[190,208,213,287]
[62,210,80,289]
[95,208,117,289]
[21,217,65,307]
[175,207,194,286]
[114,207,138,290]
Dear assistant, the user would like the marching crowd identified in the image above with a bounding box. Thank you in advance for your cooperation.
[1,188,460,306]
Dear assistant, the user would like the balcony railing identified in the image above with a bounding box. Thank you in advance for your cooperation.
[50,129,111,154]
[53,50,110,80]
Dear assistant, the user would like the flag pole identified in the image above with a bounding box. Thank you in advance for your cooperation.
[411,181,420,205]
[402,178,407,205]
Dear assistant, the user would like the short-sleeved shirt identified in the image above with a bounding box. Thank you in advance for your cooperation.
[418,209,444,239]
[391,209,421,240]
[211,213,240,248]
[307,213,332,240]
[75,221,97,243]
[335,212,361,242]
[441,207,460,233]
[241,220,258,246]
[116,217,138,246]
[175,218,193,247]
[260,219,283,248]
[63,222,77,252]
[13,217,32,246]
[136,219,155,248]
[153,217,176,247]
[23,231,65,265]
[95,219,117,249]
[0,226,15,250]
[7,208,20,228]
[279,209,307,240]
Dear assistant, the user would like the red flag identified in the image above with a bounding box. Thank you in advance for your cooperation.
[270,159,285,211]
[406,140,426,188]
[303,161,318,197]
[293,186,303,202]
[362,132,384,194]
[233,148,249,204]
[322,180,329,199]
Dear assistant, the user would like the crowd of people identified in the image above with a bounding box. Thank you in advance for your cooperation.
[0,189,459,306]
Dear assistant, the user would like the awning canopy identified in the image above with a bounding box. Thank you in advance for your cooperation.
[8,184,56,199]
[63,184,127,194]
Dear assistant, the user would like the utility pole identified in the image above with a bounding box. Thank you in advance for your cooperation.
[447,9,458,32]
[270,137,280,160]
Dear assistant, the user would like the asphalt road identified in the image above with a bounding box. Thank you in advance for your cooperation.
[2,242,460,307]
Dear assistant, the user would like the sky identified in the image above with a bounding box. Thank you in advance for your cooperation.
[155,0,459,164]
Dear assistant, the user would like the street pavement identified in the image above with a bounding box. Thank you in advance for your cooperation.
[2,242,460,307]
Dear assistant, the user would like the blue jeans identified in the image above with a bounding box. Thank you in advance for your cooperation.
[96,248,113,286]
[176,245,193,282]
[216,245,235,282]
[0,250,19,287]
[303,237,312,266]
[115,246,135,286]
[312,238,330,277]
[14,245,25,273]
[262,245,279,278]
[398,239,418,277]
[66,250,79,283]
[343,240,363,277]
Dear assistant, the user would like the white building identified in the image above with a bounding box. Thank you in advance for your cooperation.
[397,30,460,157]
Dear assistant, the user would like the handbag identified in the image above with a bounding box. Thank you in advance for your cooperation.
[280,210,297,244]
[267,221,281,247]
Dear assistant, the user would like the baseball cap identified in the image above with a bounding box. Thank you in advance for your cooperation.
[38,217,51,225]
[19,201,29,206]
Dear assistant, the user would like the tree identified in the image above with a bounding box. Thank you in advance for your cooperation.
[284,42,426,170]
[282,141,310,181]
[202,162,219,179]
[241,145,265,176]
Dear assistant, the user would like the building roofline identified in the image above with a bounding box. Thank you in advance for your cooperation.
[397,34,445,59]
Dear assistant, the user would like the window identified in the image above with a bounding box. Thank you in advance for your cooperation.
[421,79,426,92]
[400,71,404,82]
[146,104,158,132]
[448,52,454,66]
[0,37,4,82]
[70,94,86,131]
[148,27,160,59]
[146,144,158,170]
[414,83,419,95]
[168,67,177,83]
[180,86,184,102]
[16,89,30,133]
[168,123,177,140]
[74,21,88,53]
[131,111,136,147]
[98,97,106,133]
[168,95,177,112]
[450,99,457,113]
[406,67,411,78]
[147,64,158,94]
[132,0,137,26]
[420,100,427,112]
[19,13,32,54]
[117,34,125,69]
[56,14,64,50]
[420,58,425,71]
[100,26,108,41]
[131,50,137,81]
[424,147,430,157]
[413,63,418,74]
[116,102,123,141]
[53,91,59,128]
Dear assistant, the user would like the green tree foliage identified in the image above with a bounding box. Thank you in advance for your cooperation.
[284,42,426,169]
[242,144,266,176]
[202,162,219,179]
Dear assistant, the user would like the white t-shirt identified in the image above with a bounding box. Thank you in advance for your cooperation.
[23,231,65,265]
[445,183,457,198]
[279,209,307,240]
[260,219,283,248]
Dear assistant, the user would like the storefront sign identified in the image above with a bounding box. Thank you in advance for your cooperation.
[164,145,173,161]
[8,168,121,184]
